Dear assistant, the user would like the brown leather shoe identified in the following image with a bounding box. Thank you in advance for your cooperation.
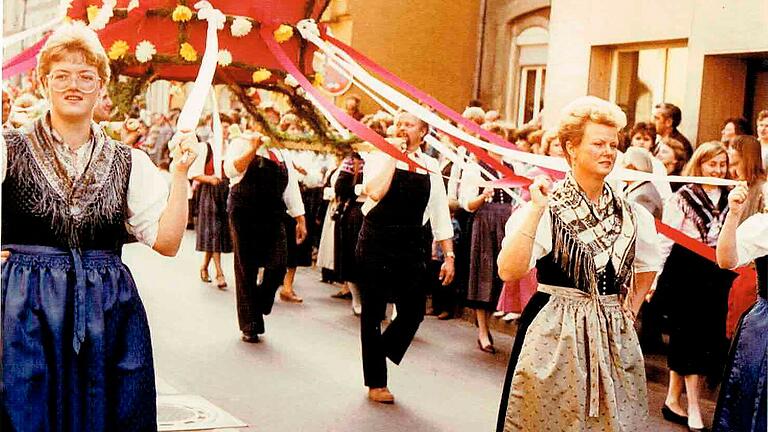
[279,291,303,303]
[368,387,395,404]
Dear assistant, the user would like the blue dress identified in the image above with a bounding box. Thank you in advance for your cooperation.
[713,255,767,432]
[1,125,157,431]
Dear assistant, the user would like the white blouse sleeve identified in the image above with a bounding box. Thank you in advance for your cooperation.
[126,149,169,247]
[631,202,663,273]
[281,151,305,218]
[458,163,482,212]
[187,140,208,180]
[502,202,552,271]
[735,213,768,266]
[658,194,685,267]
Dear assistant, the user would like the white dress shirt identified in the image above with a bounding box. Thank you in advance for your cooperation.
[361,149,453,241]
[223,136,305,218]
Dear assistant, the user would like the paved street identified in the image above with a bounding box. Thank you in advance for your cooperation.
[124,231,715,432]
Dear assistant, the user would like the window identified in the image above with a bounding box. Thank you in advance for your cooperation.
[518,66,546,126]
[609,45,688,127]
[508,26,548,126]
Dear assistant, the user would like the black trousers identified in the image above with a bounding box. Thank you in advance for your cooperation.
[359,261,427,388]
[230,211,287,336]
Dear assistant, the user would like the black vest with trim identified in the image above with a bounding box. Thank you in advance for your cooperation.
[2,129,132,250]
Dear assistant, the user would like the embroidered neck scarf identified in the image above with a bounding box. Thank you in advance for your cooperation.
[548,173,636,293]
[677,183,729,244]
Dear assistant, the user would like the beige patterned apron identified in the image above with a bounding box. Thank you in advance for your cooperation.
[503,284,648,431]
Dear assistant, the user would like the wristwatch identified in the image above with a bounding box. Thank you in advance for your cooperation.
[445,251,456,259]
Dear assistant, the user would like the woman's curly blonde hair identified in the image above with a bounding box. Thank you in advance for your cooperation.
[557,96,627,164]
[37,20,111,86]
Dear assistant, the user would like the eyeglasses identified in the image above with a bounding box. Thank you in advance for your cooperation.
[47,72,102,94]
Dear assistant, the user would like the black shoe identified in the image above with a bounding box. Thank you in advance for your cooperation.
[331,290,352,299]
[241,332,260,343]
[661,405,688,426]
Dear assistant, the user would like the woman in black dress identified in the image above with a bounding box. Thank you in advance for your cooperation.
[334,152,366,315]
[656,141,737,431]
[715,184,767,432]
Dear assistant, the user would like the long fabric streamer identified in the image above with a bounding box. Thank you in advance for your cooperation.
[261,26,423,172]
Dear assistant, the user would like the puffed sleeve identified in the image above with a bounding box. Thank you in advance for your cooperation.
[126,149,170,247]
[502,202,552,271]
[1,133,6,183]
[281,150,305,218]
[458,162,482,212]
[631,202,663,273]
[735,213,768,266]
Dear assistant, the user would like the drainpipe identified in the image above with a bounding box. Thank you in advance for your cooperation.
[473,0,489,102]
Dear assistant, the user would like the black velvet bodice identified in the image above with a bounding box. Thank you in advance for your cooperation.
[2,133,132,250]
[536,252,621,295]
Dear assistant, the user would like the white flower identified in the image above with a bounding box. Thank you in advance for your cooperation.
[230,17,252,37]
[284,74,299,88]
[88,0,116,30]
[135,40,156,63]
[127,0,139,11]
[217,49,232,67]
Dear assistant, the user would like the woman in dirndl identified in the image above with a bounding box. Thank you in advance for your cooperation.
[714,183,767,432]
[655,142,737,431]
[1,22,197,431]
[333,152,366,315]
[190,120,232,289]
[496,96,662,431]
[459,123,517,353]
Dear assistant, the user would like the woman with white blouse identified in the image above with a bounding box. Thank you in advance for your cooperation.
[1,22,196,430]
[496,97,661,431]
[714,184,767,432]
[655,141,737,431]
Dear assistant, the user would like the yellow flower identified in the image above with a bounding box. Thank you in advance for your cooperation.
[179,42,197,62]
[108,40,129,60]
[252,69,272,83]
[172,5,193,22]
[313,71,325,86]
[87,5,100,24]
[273,24,294,43]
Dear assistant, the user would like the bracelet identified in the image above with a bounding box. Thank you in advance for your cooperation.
[520,231,536,240]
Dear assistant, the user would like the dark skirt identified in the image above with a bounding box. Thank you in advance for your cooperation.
[195,180,232,253]
[335,201,364,283]
[2,245,157,432]
[466,203,513,310]
[713,296,768,432]
[657,245,736,377]
[285,215,313,268]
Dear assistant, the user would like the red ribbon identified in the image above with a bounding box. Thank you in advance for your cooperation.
[261,26,425,173]
[2,35,49,79]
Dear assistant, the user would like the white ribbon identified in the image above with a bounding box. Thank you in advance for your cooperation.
[297,19,739,188]
[209,86,223,178]
[174,1,225,135]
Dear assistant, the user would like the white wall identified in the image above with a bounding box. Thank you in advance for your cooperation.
[543,0,768,142]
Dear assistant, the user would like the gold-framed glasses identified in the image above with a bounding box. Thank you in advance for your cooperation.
[47,72,102,94]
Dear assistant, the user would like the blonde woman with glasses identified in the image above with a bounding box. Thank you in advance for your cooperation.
[1,22,197,431]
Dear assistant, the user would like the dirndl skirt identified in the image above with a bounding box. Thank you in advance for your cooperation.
[498,285,647,432]
[1,245,157,432]
[466,202,512,309]
[713,296,767,432]
[195,180,233,253]
[335,201,364,283]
